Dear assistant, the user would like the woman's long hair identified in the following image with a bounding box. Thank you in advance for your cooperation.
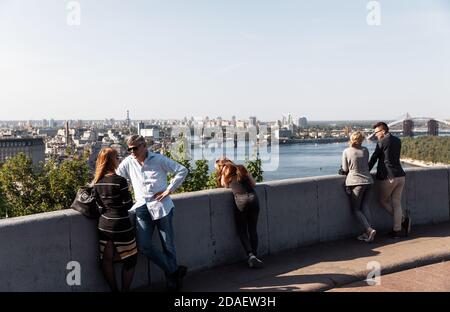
[236,165,255,187]
[221,163,255,188]
[93,147,118,184]
[215,157,233,187]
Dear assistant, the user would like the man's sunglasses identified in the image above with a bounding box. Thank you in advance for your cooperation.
[127,144,143,152]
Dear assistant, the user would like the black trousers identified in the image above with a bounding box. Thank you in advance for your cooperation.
[233,192,260,256]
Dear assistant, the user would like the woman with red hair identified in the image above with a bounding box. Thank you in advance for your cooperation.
[220,162,263,268]
[93,147,137,291]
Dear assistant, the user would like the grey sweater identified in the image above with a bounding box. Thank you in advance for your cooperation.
[341,146,374,186]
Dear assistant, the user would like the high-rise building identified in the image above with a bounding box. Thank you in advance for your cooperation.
[298,117,308,128]
[126,110,131,128]
[65,121,71,144]
[0,138,45,165]
[287,114,293,125]
[249,116,257,127]
[76,120,83,128]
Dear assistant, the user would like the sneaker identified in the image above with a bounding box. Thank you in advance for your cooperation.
[366,229,376,242]
[357,233,369,241]
[389,230,402,239]
[402,216,412,237]
[248,255,264,268]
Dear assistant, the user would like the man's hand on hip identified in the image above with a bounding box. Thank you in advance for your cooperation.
[155,189,171,201]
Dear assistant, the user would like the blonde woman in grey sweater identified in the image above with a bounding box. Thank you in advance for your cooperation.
[342,131,376,242]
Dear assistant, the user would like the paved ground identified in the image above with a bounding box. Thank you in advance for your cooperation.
[329,261,450,292]
[139,222,450,292]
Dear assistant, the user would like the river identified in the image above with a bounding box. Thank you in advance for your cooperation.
[187,140,414,182]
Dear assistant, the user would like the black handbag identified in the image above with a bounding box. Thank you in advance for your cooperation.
[70,185,100,219]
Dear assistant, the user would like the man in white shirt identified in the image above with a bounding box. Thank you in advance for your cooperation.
[117,135,188,291]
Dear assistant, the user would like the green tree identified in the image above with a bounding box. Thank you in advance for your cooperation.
[0,191,12,219]
[0,153,91,218]
[46,158,91,209]
[164,135,212,192]
[401,136,450,164]
[245,156,264,182]
[207,171,219,189]
[0,154,50,217]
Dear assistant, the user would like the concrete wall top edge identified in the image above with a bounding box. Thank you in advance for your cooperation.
[313,174,345,182]
[1,167,448,224]
[404,167,449,173]
[0,209,70,227]
[263,177,317,186]
[171,189,211,199]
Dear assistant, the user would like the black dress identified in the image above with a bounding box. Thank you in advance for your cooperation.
[94,174,137,262]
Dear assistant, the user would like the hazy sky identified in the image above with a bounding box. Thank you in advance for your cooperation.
[1,0,449,121]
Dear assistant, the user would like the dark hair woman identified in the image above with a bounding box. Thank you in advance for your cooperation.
[220,163,264,268]
[93,147,137,292]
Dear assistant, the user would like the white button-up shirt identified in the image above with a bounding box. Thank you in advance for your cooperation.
[116,150,188,220]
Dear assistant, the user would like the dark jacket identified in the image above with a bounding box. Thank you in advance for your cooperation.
[368,133,406,180]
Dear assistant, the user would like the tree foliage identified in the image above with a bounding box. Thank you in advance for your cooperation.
[245,157,264,183]
[0,153,91,218]
[401,136,450,164]
[46,158,91,209]
[163,138,212,193]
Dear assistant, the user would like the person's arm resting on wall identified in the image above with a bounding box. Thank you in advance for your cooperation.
[340,150,349,175]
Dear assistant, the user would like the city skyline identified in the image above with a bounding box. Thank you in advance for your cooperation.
[1,0,450,120]
[0,112,447,124]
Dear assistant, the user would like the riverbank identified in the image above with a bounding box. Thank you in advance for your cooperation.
[401,158,449,168]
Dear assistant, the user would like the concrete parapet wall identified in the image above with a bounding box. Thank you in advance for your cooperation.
[1,167,449,291]
[265,177,319,253]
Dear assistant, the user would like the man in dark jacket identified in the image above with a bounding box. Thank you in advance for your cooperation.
[369,122,411,238]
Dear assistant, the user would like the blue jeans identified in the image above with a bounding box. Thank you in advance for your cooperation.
[135,205,178,275]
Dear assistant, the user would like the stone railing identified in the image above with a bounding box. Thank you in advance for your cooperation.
[0,167,449,291]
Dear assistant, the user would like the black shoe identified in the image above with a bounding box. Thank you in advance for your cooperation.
[176,265,188,291]
[402,216,411,237]
[389,230,402,239]
[166,275,178,292]
[166,266,187,292]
